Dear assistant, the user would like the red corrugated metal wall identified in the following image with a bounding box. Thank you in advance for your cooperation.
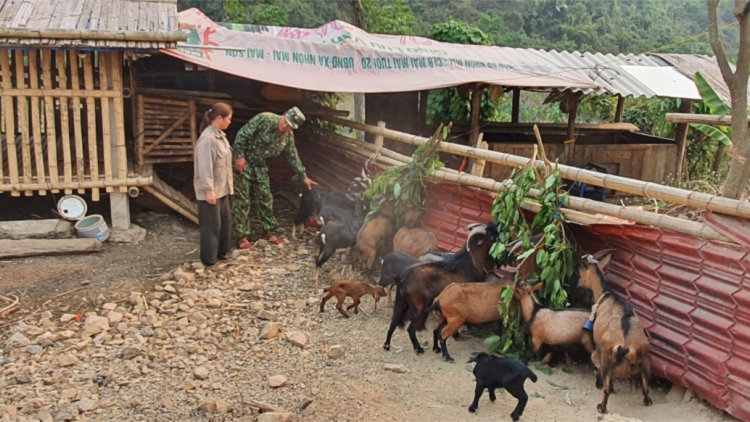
[296,142,750,421]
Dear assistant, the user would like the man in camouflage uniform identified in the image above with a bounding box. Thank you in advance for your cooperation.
[232,107,317,248]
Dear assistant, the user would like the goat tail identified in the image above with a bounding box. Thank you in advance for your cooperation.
[614,345,631,365]
[321,233,326,245]
[425,300,441,317]
[526,367,538,383]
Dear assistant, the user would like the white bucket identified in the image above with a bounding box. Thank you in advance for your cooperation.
[74,214,109,242]
[57,195,87,221]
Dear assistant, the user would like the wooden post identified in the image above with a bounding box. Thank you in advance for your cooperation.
[418,90,429,134]
[470,84,482,146]
[41,50,59,191]
[69,52,85,194]
[83,53,99,201]
[614,95,625,122]
[28,50,46,196]
[511,88,520,123]
[470,133,489,177]
[99,52,114,192]
[565,95,579,163]
[15,51,33,196]
[1,51,20,196]
[374,121,386,148]
[675,100,695,182]
[56,51,73,194]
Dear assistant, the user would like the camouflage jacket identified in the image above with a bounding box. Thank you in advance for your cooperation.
[232,112,307,179]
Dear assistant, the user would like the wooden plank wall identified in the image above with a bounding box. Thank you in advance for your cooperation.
[489,142,678,195]
[136,95,197,165]
[0,49,129,198]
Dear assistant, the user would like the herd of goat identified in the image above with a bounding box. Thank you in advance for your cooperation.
[293,171,653,420]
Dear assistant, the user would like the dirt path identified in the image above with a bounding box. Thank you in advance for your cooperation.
[0,197,737,422]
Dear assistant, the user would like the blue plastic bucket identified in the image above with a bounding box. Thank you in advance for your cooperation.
[74,214,109,242]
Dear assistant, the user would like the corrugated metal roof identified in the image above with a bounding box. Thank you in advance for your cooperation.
[650,53,749,108]
[0,0,185,50]
[539,50,678,99]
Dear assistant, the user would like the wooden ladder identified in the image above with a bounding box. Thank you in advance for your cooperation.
[141,167,198,224]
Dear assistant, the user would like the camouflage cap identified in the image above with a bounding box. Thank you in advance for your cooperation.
[284,107,305,129]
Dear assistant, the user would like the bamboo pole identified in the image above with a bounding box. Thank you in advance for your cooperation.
[141,109,191,156]
[0,28,187,42]
[69,51,85,194]
[98,52,113,192]
[309,127,731,243]
[111,53,128,192]
[27,50,46,196]
[0,176,152,192]
[322,116,750,220]
[665,113,735,125]
[0,89,120,98]
[674,100,695,182]
[40,50,59,191]
[137,95,145,165]
[1,51,19,196]
[141,184,199,224]
[189,100,197,147]
[82,54,99,201]
[56,51,73,194]
[15,51,33,196]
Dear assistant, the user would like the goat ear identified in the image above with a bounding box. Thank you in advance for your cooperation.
[596,252,612,270]
[532,282,543,292]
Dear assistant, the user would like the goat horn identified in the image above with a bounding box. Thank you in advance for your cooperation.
[506,239,525,254]
[464,222,484,232]
[584,254,599,265]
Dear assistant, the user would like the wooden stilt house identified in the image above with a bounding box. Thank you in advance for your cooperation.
[0,0,185,229]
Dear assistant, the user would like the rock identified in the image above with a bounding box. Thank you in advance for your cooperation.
[0,219,73,240]
[189,313,207,325]
[257,412,294,422]
[26,345,43,355]
[328,345,345,359]
[294,317,310,327]
[38,410,53,422]
[5,332,30,348]
[256,239,270,248]
[57,354,78,367]
[60,314,77,323]
[82,315,110,334]
[286,331,308,348]
[101,303,117,311]
[250,302,265,312]
[78,398,100,412]
[204,289,222,298]
[268,375,287,388]
[15,369,32,383]
[60,388,79,400]
[307,297,321,307]
[259,322,281,339]
[384,364,407,374]
[258,310,278,321]
[120,347,141,360]
[238,282,256,291]
[194,366,209,380]
[41,310,53,319]
[184,380,199,392]
[53,405,77,421]
[191,262,204,270]
[197,399,233,414]
[231,250,241,259]
[108,224,147,243]
[1,407,16,421]
[174,268,195,283]
[164,285,177,293]
[207,298,222,308]
[293,299,307,310]
[139,327,154,337]
[107,311,123,324]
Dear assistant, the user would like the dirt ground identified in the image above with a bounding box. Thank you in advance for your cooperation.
[0,193,739,422]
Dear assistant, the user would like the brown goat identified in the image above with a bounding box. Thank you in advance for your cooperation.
[384,222,500,354]
[578,250,652,414]
[354,201,396,282]
[427,275,514,362]
[320,280,387,318]
[512,281,594,365]
[393,226,437,259]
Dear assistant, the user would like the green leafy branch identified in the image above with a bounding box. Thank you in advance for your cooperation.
[364,124,449,223]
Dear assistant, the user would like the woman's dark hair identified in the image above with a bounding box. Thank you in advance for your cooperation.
[199,102,233,133]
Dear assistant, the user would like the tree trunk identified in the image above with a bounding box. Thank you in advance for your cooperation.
[713,143,729,173]
[709,0,750,199]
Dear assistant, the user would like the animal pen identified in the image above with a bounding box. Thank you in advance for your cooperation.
[0,0,187,228]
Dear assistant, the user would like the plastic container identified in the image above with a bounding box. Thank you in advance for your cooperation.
[74,214,110,242]
[57,195,87,220]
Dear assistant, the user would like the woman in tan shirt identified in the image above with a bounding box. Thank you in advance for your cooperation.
[194,102,234,268]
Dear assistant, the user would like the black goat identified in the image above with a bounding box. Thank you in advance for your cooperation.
[468,353,538,421]
[313,195,367,282]
[293,177,369,239]
[378,251,446,306]
[383,222,500,354]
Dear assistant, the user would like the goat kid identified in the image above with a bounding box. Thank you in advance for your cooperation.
[512,281,594,365]
[383,222,499,354]
[468,352,538,421]
[320,279,386,318]
[579,250,652,414]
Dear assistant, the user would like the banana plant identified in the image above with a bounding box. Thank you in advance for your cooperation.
[691,72,732,146]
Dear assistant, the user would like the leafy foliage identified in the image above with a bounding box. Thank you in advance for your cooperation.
[691,72,732,146]
[361,0,416,35]
[486,134,577,357]
[364,125,447,222]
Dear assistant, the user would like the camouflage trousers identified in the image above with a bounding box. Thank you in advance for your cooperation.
[233,165,277,239]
